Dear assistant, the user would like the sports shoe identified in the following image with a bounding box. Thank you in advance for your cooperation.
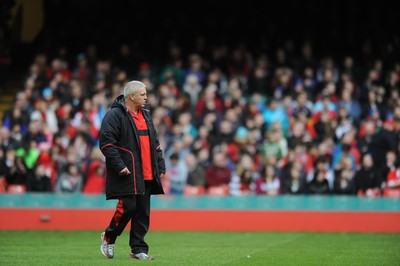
[100,232,114,259]
[130,252,154,260]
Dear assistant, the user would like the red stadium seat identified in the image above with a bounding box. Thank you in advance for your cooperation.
[383,188,400,197]
[183,185,206,196]
[207,186,230,196]
[0,177,6,193]
[7,184,27,194]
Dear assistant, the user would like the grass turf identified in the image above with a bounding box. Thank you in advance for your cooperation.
[0,231,399,265]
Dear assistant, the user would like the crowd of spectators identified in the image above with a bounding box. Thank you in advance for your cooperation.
[0,36,399,197]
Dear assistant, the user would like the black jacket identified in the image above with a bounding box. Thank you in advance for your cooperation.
[99,95,165,199]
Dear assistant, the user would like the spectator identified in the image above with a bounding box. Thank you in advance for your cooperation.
[229,169,255,196]
[0,126,20,152]
[282,161,306,194]
[29,150,56,192]
[290,92,313,119]
[55,163,83,193]
[262,98,289,134]
[29,164,52,192]
[82,148,106,194]
[333,157,356,195]
[182,74,202,110]
[355,153,381,197]
[254,164,280,195]
[260,126,287,165]
[82,159,106,194]
[205,151,231,189]
[361,89,386,121]
[195,84,224,121]
[185,152,205,187]
[379,149,400,198]
[165,152,188,195]
[306,156,334,190]
[184,53,207,86]
[5,150,27,187]
[306,168,331,195]
[14,136,40,186]
[336,81,361,122]
[2,107,29,136]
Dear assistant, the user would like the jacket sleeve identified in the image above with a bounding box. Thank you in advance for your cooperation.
[99,109,126,173]
[155,134,166,174]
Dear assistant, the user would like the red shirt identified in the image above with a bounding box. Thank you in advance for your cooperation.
[205,166,231,187]
[129,109,153,180]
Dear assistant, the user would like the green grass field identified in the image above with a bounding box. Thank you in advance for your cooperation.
[1,231,399,266]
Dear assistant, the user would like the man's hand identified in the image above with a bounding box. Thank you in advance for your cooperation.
[119,167,131,176]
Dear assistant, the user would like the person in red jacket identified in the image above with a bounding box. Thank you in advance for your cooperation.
[205,151,232,194]
[99,80,166,260]
[82,160,105,194]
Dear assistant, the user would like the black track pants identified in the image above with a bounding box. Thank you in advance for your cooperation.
[104,180,152,254]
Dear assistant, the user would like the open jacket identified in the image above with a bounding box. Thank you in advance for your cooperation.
[99,95,165,199]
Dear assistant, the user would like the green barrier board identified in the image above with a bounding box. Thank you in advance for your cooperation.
[0,194,399,211]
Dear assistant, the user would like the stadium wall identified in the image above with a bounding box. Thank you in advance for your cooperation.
[0,194,399,232]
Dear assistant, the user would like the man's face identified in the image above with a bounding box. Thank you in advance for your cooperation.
[131,87,147,108]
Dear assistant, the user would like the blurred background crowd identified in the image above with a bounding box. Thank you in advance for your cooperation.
[0,0,399,196]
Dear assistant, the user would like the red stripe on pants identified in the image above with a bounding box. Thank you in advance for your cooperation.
[114,199,124,226]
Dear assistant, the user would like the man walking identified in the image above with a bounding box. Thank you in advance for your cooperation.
[99,80,165,260]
